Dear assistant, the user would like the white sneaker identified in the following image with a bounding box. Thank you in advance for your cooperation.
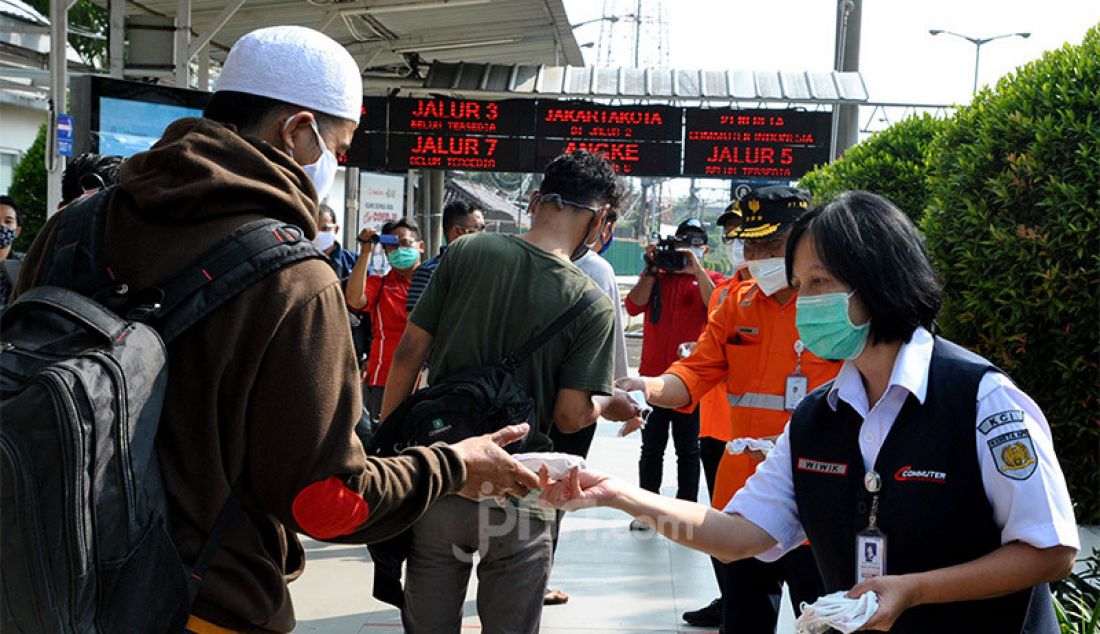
[629,518,652,531]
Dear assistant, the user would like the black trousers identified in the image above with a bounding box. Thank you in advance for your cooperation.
[720,544,824,633]
[639,405,700,501]
[699,435,728,598]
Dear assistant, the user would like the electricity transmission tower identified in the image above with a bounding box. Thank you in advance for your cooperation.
[596,0,670,70]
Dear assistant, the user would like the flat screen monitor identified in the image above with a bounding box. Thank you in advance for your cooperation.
[72,76,212,158]
[97,97,205,157]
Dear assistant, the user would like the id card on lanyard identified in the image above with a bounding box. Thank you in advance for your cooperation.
[857,470,887,582]
[785,340,809,411]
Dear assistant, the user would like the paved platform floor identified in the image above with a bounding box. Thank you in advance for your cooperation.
[289,419,799,633]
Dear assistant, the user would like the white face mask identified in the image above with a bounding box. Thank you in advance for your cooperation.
[312,229,336,251]
[748,257,788,295]
[285,118,338,200]
[725,239,747,270]
[689,246,706,261]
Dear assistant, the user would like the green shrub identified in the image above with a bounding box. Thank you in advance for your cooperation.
[922,27,1099,522]
[1052,548,1100,634]
[8,125,47,253]
[798,113,948,223]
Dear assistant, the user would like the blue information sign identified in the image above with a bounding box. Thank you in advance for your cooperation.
[57,114,74,157]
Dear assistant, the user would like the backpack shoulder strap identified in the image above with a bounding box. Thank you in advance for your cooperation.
[143,219,323,344]
[40,187,116,295]
[502,287,603,370]
[0,258,20,288]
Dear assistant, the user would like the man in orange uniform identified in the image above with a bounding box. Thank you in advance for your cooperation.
[619,186,840,633]
[682,201,753,628]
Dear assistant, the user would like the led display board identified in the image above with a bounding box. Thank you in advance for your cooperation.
[535,138,681,176]
[387,134,536,172]
[536,102,682,142]
[388,97,536,137]
[344,97,388,169]
[682,109,831,179]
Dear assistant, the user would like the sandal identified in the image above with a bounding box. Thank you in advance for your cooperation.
[543,588,569,605]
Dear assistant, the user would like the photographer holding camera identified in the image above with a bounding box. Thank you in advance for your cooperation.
[624,218,725,522]
[346,220,423,444]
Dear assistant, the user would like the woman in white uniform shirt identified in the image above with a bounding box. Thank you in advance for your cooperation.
[540,191,1078,632]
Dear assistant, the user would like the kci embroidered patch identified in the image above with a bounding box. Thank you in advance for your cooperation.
[988,429,1038,480]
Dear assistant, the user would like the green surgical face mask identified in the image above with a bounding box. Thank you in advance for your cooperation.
[388,246,419,270]
[795,291,870,360]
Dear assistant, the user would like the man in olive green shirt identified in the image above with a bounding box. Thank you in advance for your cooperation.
[382,151,643,633]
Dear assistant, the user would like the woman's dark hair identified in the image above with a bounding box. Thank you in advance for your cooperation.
[539,150,627,214]
[386,217,420,240]
[785,190,942,344]
[203,91,343,136]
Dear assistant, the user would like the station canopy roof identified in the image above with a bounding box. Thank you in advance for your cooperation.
[88,0,585,79]
[422,61,869,105]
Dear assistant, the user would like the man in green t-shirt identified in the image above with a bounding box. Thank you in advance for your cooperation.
[382,151,644,633]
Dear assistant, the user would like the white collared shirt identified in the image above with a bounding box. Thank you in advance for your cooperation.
[726,327,1079,562]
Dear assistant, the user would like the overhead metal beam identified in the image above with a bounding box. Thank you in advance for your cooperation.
[188,0,246,59]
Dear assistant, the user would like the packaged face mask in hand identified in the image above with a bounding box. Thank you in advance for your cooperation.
[514,452,587,480]
[726,437,777,455]
[795,590,879,634]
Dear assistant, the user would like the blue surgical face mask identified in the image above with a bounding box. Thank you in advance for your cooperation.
[388,246,420,270]
[598,231,614,255]
[795,291,870,360]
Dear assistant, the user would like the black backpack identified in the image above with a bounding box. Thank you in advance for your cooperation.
[0,188,322,633]
[364,286,602,608]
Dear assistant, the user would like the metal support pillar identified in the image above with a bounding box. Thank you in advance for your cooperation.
[405,169,416,223]
[46,0,67,215]
[343,166,359,249]
[196,43,210,90]
[417,170,432,253]
[175,0,191,87]
[830,0,862,160]
[109,0,125,78]
[428,169,444,256]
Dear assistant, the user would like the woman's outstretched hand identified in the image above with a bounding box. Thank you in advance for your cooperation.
[537,466,622,511]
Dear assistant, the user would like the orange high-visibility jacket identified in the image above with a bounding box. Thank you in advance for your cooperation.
[698,276,739,442]
[667,280,841,509]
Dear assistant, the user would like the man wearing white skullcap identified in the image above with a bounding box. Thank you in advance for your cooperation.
[12,24,538,634]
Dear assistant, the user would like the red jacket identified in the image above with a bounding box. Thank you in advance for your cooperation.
[625,270,726,376]
[359,269,413,386]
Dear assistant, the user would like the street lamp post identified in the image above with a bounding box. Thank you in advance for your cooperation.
[928,29,1030,94]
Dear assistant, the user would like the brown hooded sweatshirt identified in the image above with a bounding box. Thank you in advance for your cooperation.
[13,118,465,632]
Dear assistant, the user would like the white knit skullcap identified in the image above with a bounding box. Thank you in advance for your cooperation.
[215,26,362,122]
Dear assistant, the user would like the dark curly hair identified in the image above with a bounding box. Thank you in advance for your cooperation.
[539,150,627,218]
[61,153,123,206]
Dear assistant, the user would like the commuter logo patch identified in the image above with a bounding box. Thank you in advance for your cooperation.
[978,410,1024,435]
[797,458,848,476]
[428,418,452,438]
[989,430,1037,480]
[893,465,947,483]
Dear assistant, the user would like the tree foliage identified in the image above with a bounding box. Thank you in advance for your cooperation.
[27,0,108,69]
[8,126,48,253]
[798,113,948,223]
[921,26,1100,522]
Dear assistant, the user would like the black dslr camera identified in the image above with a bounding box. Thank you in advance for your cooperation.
[651,236,686,272]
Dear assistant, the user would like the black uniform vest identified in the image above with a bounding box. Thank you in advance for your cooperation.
[789,337,1057,633]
